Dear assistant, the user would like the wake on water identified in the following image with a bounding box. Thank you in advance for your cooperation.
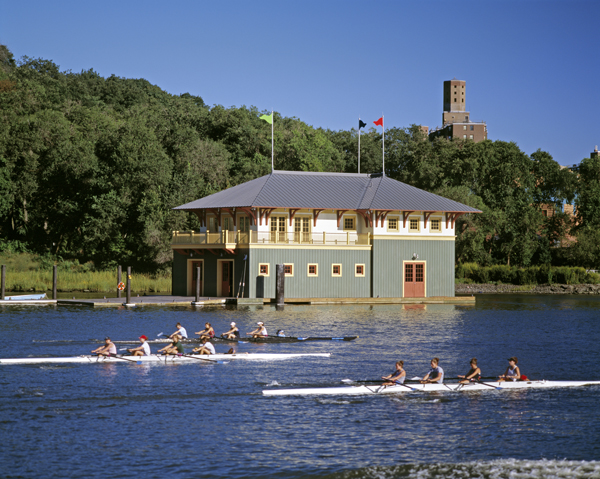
[311,459,600,479]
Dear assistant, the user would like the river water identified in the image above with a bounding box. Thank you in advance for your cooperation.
[1,294,599,478]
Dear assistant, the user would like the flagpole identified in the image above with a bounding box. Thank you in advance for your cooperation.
[358,117,361,174]
[382,114,385,177]
[271,109,274,172]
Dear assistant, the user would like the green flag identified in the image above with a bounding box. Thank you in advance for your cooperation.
[260,113,273,124]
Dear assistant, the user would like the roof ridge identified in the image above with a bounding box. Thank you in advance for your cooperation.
[363,175,385,209]
[252,173,274,206]
[356,176,375,209]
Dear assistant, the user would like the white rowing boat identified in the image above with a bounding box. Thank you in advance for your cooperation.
[0,352,331,365]
[263,380,600,396]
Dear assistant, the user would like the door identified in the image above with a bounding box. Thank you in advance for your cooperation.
[270,216,286,243]
[294,217,311,243]
[404,262,425,298]
[191,261,203,296]
[221,261,232,297]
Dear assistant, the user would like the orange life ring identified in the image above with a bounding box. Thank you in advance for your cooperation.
[117,282,125,291]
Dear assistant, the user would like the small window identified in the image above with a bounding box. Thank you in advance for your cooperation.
[430,219,441,232]
[332,264,342,277]
[259,263,269,276]
[469,135,474,140]
[409,217,420,232]
[308,263,318,277]
[470,125,474,131]
[462,99,464,103]
[463,125,467,130]
[343,217,356,231]
[355,264,365,277]
[463,135,467,139]
[388,217,398,231]
[454,98,457,103]
[283,264,293,276]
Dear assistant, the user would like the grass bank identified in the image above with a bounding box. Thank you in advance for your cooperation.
[0,252,171,293]
[456,263,600,285]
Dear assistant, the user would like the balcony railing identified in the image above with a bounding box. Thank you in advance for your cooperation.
[172,230,371,246]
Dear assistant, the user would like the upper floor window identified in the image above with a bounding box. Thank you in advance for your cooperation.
[430,219,441,232]
[409,218,420,232]
[388,217,398,231]
[239,216,250,232]
[343,217,356,231]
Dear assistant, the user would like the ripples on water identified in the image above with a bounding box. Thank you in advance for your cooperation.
[1,295,600,478]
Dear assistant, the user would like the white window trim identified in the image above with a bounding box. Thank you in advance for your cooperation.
[331,263,342,277]
[307,263,318,277]
[258,263,270,277]
[355,264,365,277]
[283,263,294,277]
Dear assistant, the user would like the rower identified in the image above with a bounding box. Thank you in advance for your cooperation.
[457,358,481,384]
[192,337,216,355]
[247,321,268,338]
[276,330,286,337]
[382,360,406,386]
[221,322,240,340]
[499,357,521,382]
[421,357,444,384]
[158,334,184,355]
[92,337,117,357]
[169,322,188,339]
[196,322,215,339]
[127,335,151,356]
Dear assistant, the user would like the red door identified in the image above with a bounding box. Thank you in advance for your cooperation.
[404,263,425,297]
[221,261,232,297]
[191,261,203,296]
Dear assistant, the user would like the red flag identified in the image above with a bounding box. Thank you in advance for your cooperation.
[373,117,383,126]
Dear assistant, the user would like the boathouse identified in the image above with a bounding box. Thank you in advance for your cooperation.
[171,171,480,299]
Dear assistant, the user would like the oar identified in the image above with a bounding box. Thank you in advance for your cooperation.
[95,354,142,365]
[180,353,230,364]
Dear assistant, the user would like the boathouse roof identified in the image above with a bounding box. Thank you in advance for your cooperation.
[174,171,481,213]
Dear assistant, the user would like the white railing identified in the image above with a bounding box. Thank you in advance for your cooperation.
[172,231,370,246]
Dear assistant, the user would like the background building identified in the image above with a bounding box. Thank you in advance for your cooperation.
[429,79,488,142]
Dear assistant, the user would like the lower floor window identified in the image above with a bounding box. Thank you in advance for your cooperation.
[332,264,342,276]
[308,263,318,276]
[355,264,365,277]
[284,264,293,276]
[259,263,269,276]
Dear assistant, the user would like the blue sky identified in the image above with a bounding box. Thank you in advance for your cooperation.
[1,0,598,166]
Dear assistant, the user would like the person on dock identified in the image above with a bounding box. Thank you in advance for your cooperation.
[195,322,215,339]
[192,337,216,355]
[382,360,406,386]
[247,322,268,338]
[92,337,117,357]
[421,357,444,384]
[159,335,184,355]
[169,323,187,339]
[457,358,481,384]
[221,322,240,340]
[127,335,151,356]
[499,357,521,382]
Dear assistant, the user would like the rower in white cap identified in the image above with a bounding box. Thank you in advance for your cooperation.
[247,322,268,338]
[221,322,240,340]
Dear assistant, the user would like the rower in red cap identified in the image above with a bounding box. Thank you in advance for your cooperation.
[127,335,151,356]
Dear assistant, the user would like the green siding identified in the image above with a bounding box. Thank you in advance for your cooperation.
[248,248,371,299]
[371,239,455,298]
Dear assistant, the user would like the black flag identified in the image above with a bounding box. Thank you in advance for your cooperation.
[358,119,367,130]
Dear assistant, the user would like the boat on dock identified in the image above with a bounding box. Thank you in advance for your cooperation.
[1,293,48,301]
[263,380,600,396]
[0,352,331,365]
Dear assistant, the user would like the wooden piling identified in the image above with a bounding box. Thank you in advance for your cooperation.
[52,265,57,300]
[276,264,285,305]
[117,265,122,299]
[195,266,201,303]
[126,266,131,305]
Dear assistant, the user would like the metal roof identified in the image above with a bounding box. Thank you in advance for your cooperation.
[174,170,481,213]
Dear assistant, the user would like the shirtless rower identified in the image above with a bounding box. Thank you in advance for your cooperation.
[92,337,117,357]
[195,322,215,339]
[169,323,188,339]
[192,337,216,355]
[382,360,406,386]
[421,357,444,384]
[127,335,151,356]
[221,322,240,340]
[159,335,184,355]
[499,357,521,382]
[247,322,268,338]
[457,358,481,384]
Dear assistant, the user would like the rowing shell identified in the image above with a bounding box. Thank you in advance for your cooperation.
[263,380,600,396]
[0,353,331,365]
[110,336,359,345]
